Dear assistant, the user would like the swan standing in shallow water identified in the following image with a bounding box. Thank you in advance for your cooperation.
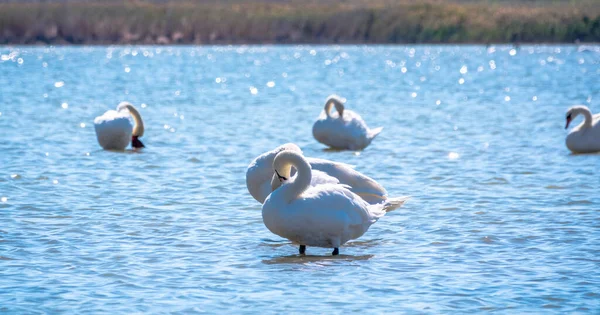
[246,143,400,205]
[312,95,383,150]
[262,151,408,255]
[565,105,600,153]
[94,102,145,150]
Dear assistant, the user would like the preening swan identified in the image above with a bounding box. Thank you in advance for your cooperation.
[565,105,600,153]
[262,151,408,255]
[312,95,383,150]
[94,102,145,150]
[246,143,395,205]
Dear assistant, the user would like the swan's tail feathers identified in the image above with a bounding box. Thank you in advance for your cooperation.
[368,127,384,140]
[382,196,411,212]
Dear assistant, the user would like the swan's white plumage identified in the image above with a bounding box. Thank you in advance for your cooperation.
[312,95,383,150]
[94,102,145,150]
[262,151,407,251]
[246,143,392,204]
[565,105,600,153]
[94,110,133,150]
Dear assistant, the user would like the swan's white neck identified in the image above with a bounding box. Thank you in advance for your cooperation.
[273,151,312,203]
[575,106,594,128]
[117,102,145,136]
[324,95,345,118]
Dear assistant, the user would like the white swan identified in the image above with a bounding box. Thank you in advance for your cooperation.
[565,105,600,153]
[246,143,395,205]
[262,151,408,255]
[94,102,145,150]
[312,95,383,150]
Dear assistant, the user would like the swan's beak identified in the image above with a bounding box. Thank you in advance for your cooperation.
[565,118,572,129]
[132,136,145,149]
[275,170,287,182]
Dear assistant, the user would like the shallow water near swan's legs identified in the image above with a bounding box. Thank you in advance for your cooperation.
[332,248,339,256]
[299,245,306,255]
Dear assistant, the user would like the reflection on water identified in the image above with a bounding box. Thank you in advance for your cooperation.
[0,45,599,313]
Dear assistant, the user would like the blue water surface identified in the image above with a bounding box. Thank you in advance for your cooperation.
[0,45,599,313]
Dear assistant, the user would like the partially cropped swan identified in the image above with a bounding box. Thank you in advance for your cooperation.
[262,151,408,255]
[94,102,145,150]
[246,143,395,205]
[565,105,600,153]
[312,95,383,150]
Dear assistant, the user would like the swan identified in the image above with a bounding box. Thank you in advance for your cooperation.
[94,102,145,150]
[565,105,600,153]
[262,151,409,255]
[246,143,396,205]
[312,95,383,150]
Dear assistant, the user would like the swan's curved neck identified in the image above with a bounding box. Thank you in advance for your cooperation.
[273,151,311,203]
[118,102,145,136]
[324,96,345,118]
[577,107,593,128]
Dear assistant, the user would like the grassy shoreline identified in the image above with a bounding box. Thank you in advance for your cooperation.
[1,1,599,45]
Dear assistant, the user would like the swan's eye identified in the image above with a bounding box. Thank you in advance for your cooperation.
[275,170,287,181]
[566,113,572,120]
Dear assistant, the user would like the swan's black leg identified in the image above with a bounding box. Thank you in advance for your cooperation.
[332,248,339,256]
[299,245,306,255]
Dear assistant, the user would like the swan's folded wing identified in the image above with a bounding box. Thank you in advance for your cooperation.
[299,184,373,225]
[309,160,388,203]
[311,170,340,186]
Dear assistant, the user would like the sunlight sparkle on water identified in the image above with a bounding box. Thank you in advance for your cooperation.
[509,49,517,56]
[80,123,86,128]
[250,87,258,95]
[54,81,65,88]
[448,152,460,159]
[266,81,275,88]
[124,67,131,73]
[505,96,511,102]
[458,78,465,85]
[532,96,538,101]
[1,197,7,203]
[459,66,468,74]
[61,103,68,109]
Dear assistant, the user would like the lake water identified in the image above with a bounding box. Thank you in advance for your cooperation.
[1,45,599,313]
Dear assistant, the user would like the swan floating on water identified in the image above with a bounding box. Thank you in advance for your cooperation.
[246,143,399,205]
[94,102,145,150]
[262,151,408,255]
[565,105,600,153]
[312,95,383,151]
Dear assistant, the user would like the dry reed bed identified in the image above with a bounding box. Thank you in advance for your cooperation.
[0,1,598,44]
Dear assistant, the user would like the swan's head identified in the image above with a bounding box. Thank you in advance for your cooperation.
[246,143,302,202]
[565,106,588,129]
[324,95,345,117]
[565,108,574,129]
[271,151,300,189]
[270,166,291,192]
[117,101,145,148]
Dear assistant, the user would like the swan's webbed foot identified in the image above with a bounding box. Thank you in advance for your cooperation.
[332,248,339,256]
[299,245,306,255]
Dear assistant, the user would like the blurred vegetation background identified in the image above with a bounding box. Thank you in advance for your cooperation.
[0,0,598,44]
